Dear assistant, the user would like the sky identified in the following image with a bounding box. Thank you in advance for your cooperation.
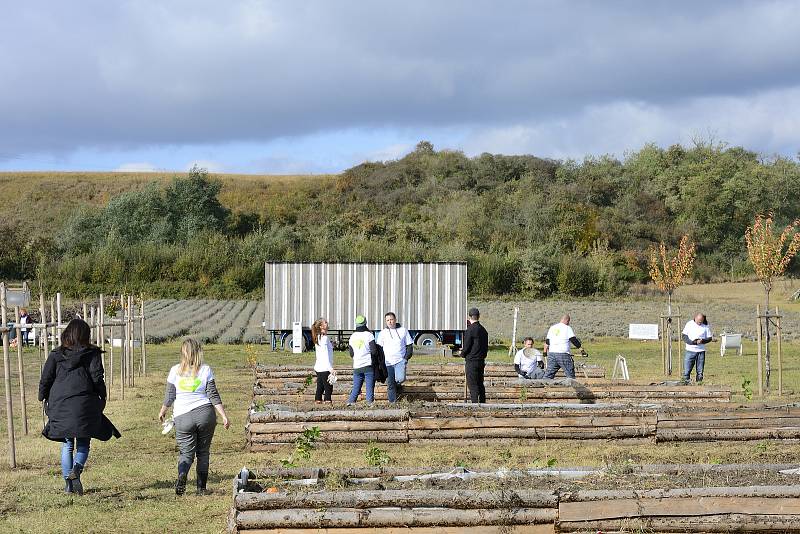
[2,0,799,174]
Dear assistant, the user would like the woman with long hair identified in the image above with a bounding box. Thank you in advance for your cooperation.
[38,318,120,495]
[158,338,230,495]
[311,318,335,404]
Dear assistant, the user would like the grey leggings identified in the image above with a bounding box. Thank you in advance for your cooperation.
[174,403,216,475]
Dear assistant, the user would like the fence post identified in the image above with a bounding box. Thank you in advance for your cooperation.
[1,283,17,468]
[14,306,28,436]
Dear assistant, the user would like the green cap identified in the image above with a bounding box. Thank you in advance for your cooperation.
[355,315,367,326]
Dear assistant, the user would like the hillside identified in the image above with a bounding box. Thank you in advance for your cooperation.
[2,141,799,299]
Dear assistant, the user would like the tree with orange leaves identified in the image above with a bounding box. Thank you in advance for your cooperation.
[745,214,800,389]
[649,235,696,375]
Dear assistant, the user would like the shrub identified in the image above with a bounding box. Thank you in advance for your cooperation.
[557,256,599,296]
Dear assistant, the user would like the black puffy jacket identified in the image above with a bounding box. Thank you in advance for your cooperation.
[38,346,120,442]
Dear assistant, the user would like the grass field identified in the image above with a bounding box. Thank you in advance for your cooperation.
[1,336,799,533]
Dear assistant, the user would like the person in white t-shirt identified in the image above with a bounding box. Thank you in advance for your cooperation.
[347,315,378,405]
[514,337,545,379]
[682,313,713,383]
[376,312,414,403]
[543,315,582,379]
[158,338,230,496]
[311,317,335,404]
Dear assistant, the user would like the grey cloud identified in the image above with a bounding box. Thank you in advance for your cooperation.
[1,0,799,159]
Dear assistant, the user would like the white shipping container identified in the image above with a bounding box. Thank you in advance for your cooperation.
[264,262,467,331]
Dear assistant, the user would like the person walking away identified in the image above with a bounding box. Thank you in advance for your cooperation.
[682,313,712,383]
[20,308,32,346]
[38,319,120,495]
[543,315,581,379]
[377,312,413,403]
[514,337,545,379]
[347,315,378,405]
[311,318,335,404]
[461,308,489,403]
[158,338,230,495]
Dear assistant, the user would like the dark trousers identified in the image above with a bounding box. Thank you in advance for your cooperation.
[465,359,486,403]
[544,352,575,379]
[174,404,216,477]
[315,371,333,401]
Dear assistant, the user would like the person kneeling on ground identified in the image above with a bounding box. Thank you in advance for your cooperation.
[347,315,379,405]
[514,337,545,379]
[543,314,581,379]
[159,338,230,496]
[377,312,413,403]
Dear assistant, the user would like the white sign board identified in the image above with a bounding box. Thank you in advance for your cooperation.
[629,323,659,340]
[292,321,303,354]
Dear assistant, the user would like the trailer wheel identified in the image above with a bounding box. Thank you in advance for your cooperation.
[415,333,439,347]
[283,333,306,352]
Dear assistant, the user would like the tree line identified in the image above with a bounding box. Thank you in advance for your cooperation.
[4,140,799,298]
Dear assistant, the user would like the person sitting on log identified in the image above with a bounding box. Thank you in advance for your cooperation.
[514,337,545,379]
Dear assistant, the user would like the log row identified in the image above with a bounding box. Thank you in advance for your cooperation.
[230,467,800,533]
[246,403,800,447]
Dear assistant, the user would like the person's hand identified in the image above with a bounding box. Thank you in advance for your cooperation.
[158,409,166,423]
[222,415,230,430]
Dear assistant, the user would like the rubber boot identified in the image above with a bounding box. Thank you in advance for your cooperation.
[196,470,210,495]
[68,463,84,495]
[175,462,191,495]
[64,478,73,494]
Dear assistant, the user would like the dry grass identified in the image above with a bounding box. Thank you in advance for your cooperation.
[674,278,800,313]
[0,339,799,532]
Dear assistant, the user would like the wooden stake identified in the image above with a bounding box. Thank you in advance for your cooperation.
[128,295,135,384]
[756,305,763,397]
[56,292,62,337]
[14,306,28,436]
[99,294,105,369]
[776,306,782,397]
[82,301,87,321]
[140,296,147,376]
[1,284,17,468]
[49,299,56,352]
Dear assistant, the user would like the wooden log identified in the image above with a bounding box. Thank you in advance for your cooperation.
[658,417,800,429]
[247,421,406,433]
[235,489,558,511]
[235,507,557,529]
[560,485,800,502]
[249,430,409,444]
[656,428,800,441]
[407,415,656,430]
[559,515,800,533]
[249,409,409,423]
[559,496,800,522]
[407,426,654,440]
[237,526,554,534]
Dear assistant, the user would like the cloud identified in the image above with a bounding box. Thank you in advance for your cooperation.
[114,162,160,172]
[1,1,799,168]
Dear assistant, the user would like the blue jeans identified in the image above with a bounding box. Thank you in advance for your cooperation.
[543,353,575,379]
[61,438,90,478]
[684,350,705,382]
[348,367,375,404]
[386,360,407,403]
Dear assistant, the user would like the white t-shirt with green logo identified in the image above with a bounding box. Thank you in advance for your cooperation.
[168,363,214,417]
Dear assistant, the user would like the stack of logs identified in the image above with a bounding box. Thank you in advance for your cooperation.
[246,402,800,449]
[253,364,732,405]
[229,465,800,533]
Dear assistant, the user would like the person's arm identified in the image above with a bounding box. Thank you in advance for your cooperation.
[569,336,581,349]
[460,328,473,357]
[88,351,107,400]
[682,333,695,345]
[404,344,413,361]
[514,363,524,376]
[38,353,56,402]
[205,379,230,429]
[158,382,176,422]
[368,339,378,356]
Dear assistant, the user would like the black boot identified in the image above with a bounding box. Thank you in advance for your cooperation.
[175,462,190,495]
[196,470,210,495]
[67,463,84,496]
[64,478,73,494]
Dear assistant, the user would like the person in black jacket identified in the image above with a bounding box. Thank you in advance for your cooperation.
[38,319,120,495]
[461,308,489,403]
